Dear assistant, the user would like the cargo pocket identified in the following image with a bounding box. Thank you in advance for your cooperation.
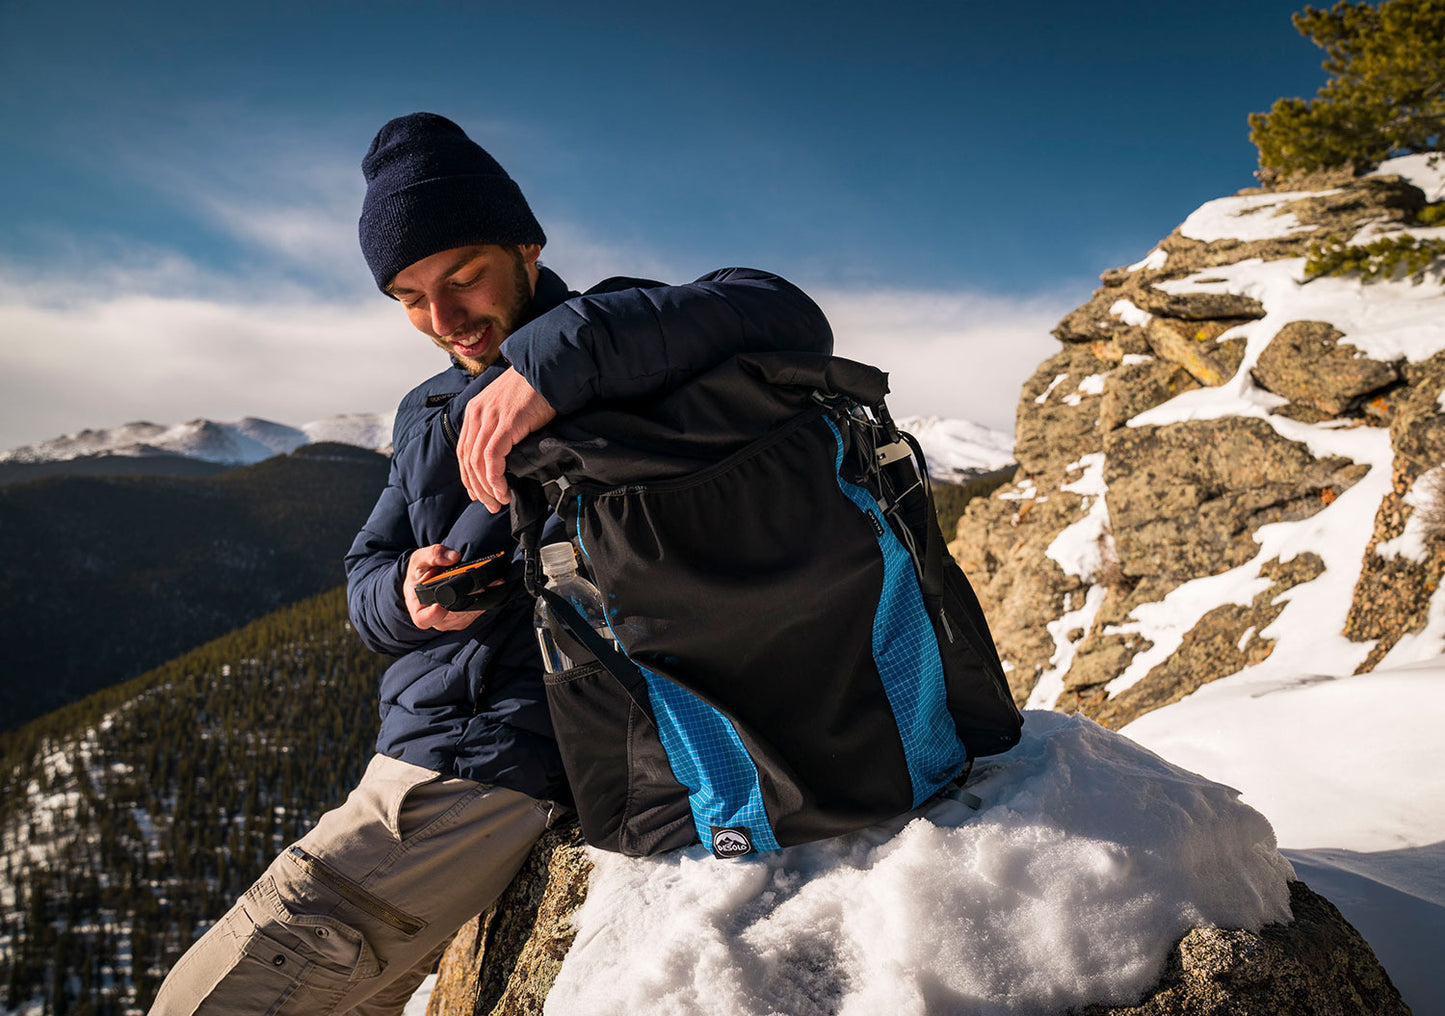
[282,846,426,938]
[227,873,383,1016]
[543,660,693,854]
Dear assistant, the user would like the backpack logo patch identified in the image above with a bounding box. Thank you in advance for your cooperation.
[710,825,754,858]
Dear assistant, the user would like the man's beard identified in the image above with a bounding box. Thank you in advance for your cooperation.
[444,246,535,376]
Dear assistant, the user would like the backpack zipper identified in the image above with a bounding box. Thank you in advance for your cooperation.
[939,607,956,645]
[285,846,425,935]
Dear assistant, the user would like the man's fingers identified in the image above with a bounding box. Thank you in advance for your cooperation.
[482,430,513,509]
[453,367,555,510]
[457,402,484,501]
[410,544,459,576]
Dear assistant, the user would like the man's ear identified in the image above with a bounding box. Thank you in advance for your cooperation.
[519,243,542,267]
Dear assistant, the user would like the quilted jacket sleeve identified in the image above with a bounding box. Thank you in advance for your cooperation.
[449,268,833,426]
[344,452,436,657]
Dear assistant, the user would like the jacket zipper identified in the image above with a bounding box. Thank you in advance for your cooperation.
[440,408,459,449]
[285,846,425,935]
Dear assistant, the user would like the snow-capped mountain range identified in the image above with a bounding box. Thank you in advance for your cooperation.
[1,412,1015,480]
[0,413,395,465]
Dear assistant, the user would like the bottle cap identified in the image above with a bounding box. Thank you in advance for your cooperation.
[540,542,578,577]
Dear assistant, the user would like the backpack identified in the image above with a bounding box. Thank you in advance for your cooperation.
[507,352,1022,858]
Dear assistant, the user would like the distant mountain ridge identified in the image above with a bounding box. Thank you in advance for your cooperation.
[0,412,395,465]
[895,414,1015,481]
[2,411,1014,482]
[0,445,390,729]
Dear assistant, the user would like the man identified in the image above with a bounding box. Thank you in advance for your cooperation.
[150,112,832,1015]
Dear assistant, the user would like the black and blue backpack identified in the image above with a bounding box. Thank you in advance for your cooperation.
[507,352,1021,858]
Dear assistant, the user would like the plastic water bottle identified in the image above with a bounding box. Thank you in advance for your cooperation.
[533,542,614,674]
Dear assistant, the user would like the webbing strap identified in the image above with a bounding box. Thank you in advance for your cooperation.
[539,587,654,718]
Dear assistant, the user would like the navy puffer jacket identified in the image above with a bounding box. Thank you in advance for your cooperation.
[345,266,834,802]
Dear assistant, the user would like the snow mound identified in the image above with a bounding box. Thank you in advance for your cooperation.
[1120,659,1445,1014]
[547,711,1294,1016]
[1369,152,1445,203]
[1178,190,1336,243]
[894,415,1015,482]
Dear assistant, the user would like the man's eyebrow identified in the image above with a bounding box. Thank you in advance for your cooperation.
[388,251,487,297]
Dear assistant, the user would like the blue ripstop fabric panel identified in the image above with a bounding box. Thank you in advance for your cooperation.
[636,666,781,853]
[823,418,969,806]
[576,520,781,853]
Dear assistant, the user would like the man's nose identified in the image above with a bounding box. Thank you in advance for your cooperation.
[430,295,465,337]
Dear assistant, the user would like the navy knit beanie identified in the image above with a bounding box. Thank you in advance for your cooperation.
[359,112,546,293]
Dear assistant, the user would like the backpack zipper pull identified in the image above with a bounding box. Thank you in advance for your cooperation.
[939,608,956,644]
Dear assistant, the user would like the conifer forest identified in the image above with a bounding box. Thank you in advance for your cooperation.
[0,588,384,1015]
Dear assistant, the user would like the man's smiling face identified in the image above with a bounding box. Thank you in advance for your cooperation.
[388,243,541,374]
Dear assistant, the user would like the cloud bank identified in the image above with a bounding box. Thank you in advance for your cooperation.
[0,263,1071,450]
[0,126,1076,450]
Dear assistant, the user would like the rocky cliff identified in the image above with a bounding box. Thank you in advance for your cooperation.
[953,153,1445,728]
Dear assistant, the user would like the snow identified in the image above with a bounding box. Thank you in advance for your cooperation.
[1060,373,1105,406]
[1122,661,1445,1014]
[1147,258,1445,381]
[547,711,1293,1016]
[1044,454,1109,583]
[403,973,438,1015]
[1108,298,1151,328]
[1375,469,1440,564]
[1025,585,1108,712]
[1177,190,1337,243]
[1127,248,1168,272]
[303,411,396,454]
[893,415,1015,481]
[1034,372,1069,404]
[1369,152,1445,203]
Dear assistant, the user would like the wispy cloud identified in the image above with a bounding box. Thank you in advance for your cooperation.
[0,267,434,449]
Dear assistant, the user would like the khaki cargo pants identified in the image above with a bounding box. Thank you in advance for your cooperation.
[150,754,552,1016]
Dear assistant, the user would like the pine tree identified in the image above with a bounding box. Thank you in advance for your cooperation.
[1250,0,1445,181]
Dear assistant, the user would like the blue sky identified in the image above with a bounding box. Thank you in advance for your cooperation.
[0,0,1329,448]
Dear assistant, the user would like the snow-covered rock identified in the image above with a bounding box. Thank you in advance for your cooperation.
[954,153,1445,719]
[425,713,1409,1016]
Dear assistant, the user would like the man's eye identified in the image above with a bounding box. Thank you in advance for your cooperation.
[453,272,481,288]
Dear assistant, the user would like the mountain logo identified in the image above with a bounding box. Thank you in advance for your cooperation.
[710,826,754,858]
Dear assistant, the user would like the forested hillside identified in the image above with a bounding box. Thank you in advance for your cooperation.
[0,443,389,729]
[0,587,383,1015]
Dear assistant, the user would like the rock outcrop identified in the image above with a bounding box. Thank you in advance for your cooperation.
[1080,880,1409,1016]
[953,159,1445,725]
[427,826,590,1016]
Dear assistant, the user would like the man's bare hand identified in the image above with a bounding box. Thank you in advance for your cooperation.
[457,367,556,511]
[404,544,486,631]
